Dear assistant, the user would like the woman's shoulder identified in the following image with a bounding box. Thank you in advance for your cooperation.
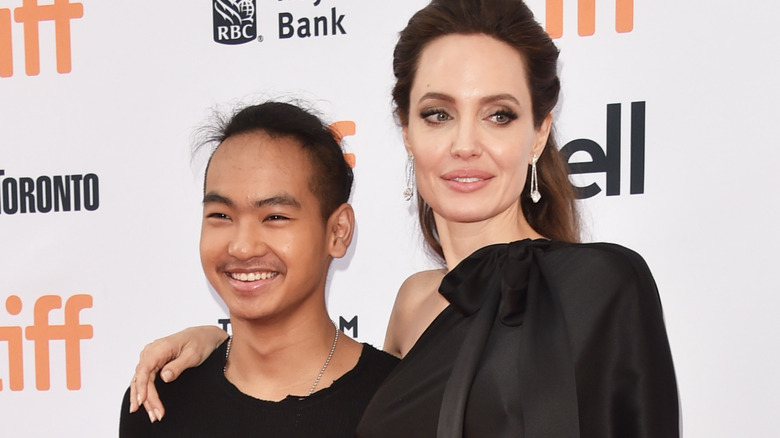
[384,269,448,357]
[550,240,643,258]
[542,242,669,355]
[540,241,660,308]
[546,241,653,279]
[394,269,450,319]
[398,269,446,297]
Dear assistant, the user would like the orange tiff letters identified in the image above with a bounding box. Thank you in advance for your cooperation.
[0,294,93,391]
[330,121,356,168]
[0,0,83,77]
[545,0,633,38]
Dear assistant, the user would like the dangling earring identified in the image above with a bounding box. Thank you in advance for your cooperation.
[530,154,541,204]
[403,155,415,201]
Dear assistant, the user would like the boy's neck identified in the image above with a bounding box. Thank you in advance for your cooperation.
[223,310,360,401]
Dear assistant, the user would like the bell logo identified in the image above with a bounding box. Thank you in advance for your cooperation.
[0,294,93,391]
[561,102,645,199]
[0,0,83,78]
[545,0,633,38]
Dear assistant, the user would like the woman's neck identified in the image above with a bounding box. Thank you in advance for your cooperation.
[435,206,543,271]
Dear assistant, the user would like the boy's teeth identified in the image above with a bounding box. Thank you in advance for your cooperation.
[231,272,277,281]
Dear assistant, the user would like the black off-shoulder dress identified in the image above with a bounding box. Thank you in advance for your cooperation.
[356,239,679,438]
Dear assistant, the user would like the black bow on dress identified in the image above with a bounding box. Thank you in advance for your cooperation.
[436,239,581,438]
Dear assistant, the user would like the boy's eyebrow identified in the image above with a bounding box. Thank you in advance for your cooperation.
[203,192,301,209]
[203,192,233,207]
[255,195,301,209]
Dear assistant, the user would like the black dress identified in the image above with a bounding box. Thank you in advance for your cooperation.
[356,239,679,437]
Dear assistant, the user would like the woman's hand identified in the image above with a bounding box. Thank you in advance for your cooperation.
[128,325,229,422]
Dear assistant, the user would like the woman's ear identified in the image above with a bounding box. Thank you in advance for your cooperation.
[327,203,355,259]
[402,124,413,156]
[531,113,553,160]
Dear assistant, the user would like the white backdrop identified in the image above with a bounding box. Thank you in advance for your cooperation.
[0,1,778,436]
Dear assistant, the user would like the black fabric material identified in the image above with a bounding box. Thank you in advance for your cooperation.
[357,240,679,438]
[119,342,398,438]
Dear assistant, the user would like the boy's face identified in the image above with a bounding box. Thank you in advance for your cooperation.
[199,131,334,323]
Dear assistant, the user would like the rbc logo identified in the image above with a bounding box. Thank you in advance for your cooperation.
[213,0,257,45]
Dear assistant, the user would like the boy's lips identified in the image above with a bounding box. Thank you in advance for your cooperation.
[220,262,285,292]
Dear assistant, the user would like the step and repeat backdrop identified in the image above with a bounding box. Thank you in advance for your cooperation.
[1,1,778,436]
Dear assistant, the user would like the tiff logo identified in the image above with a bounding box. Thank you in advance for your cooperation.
[545,0,633,38]
[0,0,83,78]
[0,294,93,391]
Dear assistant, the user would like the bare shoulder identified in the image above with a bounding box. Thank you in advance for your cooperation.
[384,269,448,358]
[393,270,447,325]
[399,270,445,299]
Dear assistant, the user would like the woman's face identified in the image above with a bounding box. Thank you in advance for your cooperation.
[403,33,551,227]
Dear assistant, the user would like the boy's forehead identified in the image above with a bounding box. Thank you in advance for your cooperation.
[204,134,319,205]
[208,134,309,176]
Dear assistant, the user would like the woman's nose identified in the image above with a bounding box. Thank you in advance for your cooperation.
[450,119,483,159]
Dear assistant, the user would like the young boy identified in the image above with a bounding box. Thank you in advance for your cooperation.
[119,102,397,437]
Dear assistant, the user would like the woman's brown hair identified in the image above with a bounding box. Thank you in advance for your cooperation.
[393,0,580,260]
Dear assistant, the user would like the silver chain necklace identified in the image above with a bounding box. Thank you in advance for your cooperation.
[223,321,340,396]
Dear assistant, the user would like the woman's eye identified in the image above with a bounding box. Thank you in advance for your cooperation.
[421,109,451,124]
[488,110,518,125]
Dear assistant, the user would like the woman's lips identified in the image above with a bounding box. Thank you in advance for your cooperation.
[441,170,493,193]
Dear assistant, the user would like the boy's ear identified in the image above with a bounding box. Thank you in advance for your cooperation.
[327,203,355,258]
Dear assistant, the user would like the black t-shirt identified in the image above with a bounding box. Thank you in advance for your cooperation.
[120,341,398,438]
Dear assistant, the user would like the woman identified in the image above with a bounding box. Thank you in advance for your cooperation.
[130,1,679,436]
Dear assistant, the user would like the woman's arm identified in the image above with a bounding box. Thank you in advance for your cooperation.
[568,244,680,437]
[611,250,679,437]
[128,325,228,422]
